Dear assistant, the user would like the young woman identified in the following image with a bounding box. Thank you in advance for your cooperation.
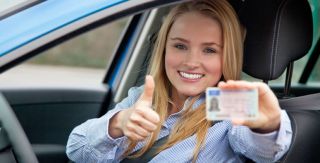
[67,0,292,162]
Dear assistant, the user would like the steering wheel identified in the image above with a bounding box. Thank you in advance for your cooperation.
[0,93,38,163]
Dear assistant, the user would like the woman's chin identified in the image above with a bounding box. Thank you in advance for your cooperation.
[178,88,204,97]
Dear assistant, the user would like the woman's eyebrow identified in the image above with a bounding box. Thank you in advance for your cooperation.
[169,37,222,47]
[203,42,223,48]
[169,37,189,43]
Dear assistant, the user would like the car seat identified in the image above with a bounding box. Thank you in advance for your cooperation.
[230,0,320,162]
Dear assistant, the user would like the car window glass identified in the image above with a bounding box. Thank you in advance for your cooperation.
[0,17,128,86]
[308,0,320,84]
[309,57,320,84]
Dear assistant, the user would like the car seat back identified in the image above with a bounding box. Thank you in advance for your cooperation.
[230,0,320,162]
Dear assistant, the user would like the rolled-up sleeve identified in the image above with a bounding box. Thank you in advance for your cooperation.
[66,86,143,163]
[228,110,292,163]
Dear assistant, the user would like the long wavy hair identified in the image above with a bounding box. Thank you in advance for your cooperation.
[123,0,244,162]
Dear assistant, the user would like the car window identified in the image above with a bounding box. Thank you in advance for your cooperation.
[308,0,320,85]
[0,17,129,86]
[309,55,320,84]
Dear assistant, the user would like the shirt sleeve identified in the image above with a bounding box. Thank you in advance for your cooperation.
[228,110,292,163]
[66,86,143,163]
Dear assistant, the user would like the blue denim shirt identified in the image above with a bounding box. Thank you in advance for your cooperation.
[66,86,292,163]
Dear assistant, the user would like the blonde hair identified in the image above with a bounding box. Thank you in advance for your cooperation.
[123,0,244,162]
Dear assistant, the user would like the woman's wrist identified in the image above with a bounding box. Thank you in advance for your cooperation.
[253,114,281,133]
[108,110,125,138]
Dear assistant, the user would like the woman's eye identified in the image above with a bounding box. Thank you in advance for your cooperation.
[203,48,216,54]
[174,44,187,50]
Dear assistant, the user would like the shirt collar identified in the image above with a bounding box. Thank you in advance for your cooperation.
[176,92,206,114]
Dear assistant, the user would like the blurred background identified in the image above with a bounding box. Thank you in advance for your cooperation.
[28,18,127,69]
[0,17,128,86]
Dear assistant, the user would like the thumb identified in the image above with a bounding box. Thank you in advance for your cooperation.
[140,75,155,103]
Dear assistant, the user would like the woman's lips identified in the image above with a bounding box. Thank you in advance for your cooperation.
[178,71,204,80]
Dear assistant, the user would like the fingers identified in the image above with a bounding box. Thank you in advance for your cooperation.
[130,108,159,131]
[231,118,246,126]
[123,108,159,141]
[120,75,160,141]
[218,80,270,97]
[231,118,258,128]
[134,104,160,124]
[124,122,151,141]
[124,131,145,141]
[137,75,159,123]
[221,80,281,132]
[139,75,155,104]
[218,80,255,90]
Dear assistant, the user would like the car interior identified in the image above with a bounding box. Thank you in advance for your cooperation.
[231,0,320,162]
[120,0,320,162]
[0,0,319,162]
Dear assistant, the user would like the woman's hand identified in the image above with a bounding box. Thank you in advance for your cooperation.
[109,75,160,141]
[218,80,281,133]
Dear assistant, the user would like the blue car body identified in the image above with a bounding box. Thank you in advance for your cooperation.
[0,0,127,57]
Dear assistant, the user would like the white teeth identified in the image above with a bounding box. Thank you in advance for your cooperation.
[179,71,203,79]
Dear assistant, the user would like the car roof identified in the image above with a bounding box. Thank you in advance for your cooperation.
[0,0,126,57]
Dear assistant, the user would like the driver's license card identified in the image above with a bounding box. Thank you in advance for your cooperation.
[206,87,258,120]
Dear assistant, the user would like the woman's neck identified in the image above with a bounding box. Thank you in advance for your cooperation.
[169,88,188,115]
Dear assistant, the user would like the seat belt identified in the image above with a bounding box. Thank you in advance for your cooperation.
[120,136,169,163]
[121,93,320,163]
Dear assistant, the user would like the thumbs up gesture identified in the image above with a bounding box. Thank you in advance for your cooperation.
[112,75,160,141]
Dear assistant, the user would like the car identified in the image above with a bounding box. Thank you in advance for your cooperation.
[0,0,319,162]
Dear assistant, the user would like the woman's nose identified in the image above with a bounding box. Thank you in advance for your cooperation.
[183,50,200,68]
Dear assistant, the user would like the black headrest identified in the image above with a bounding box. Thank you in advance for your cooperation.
[230,0,313,80]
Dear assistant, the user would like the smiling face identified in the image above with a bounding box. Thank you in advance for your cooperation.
[165,11,223,100]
